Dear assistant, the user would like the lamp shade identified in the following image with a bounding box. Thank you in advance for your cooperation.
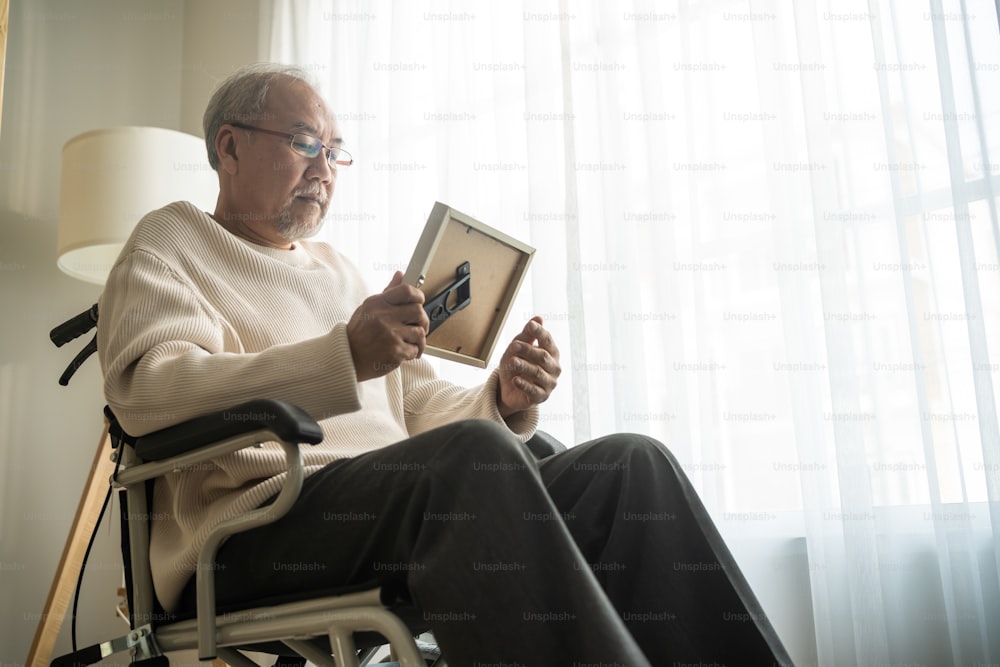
[57,126,219,284]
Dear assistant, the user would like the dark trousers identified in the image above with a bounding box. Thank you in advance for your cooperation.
[186,420,792,666]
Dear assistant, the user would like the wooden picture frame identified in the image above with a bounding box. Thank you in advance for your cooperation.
[403,202,535,368]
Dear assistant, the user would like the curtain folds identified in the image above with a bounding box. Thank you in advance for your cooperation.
[263,1,1000,664]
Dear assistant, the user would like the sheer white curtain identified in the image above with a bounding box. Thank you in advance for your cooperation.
[263,0,1000,664]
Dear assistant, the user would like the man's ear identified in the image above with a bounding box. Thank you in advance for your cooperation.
[215,127,240,175]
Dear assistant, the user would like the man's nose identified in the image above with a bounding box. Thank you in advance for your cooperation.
[306,151,335,182]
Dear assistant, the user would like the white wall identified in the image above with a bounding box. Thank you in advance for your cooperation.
[0,1,258,663]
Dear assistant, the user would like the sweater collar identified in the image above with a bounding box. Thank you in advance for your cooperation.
[233,235,315,268]
[197,205,317,269]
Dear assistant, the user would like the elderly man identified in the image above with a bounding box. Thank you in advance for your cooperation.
[98,63,790,666]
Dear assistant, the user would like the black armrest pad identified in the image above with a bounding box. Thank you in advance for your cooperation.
[524,430,568,460]
[128,399,324,461]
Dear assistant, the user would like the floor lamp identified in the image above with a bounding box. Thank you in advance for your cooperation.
[26,127,218,667]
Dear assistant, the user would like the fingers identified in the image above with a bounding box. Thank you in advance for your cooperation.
[507,347,558,393]
[377,273,429,330]
[399,322,428,353]
[531,320,560,362]
[348,277,432,381]
[383,280,428,334]
[384,270,405,291]
[511,315,543,344]
[349,320,426,382]
[513,318,560,363]
[508,340,559,378]
[502,317,561,403]
[383,282,426,307]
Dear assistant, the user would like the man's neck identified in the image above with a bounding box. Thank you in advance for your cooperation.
[211,209,294,250]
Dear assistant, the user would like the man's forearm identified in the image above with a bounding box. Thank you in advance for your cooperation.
[103,325,362,436]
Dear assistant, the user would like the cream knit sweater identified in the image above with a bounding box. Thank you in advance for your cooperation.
[98,201,537,612]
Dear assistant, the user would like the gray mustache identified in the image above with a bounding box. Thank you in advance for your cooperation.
[293,189,328,205]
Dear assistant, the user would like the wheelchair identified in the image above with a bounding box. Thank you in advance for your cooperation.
[47,304,566,667]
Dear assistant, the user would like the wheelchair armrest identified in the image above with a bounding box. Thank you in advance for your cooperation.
[109,399,323,462]
[104,399,323,660]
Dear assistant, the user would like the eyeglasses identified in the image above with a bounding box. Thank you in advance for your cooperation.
[228,122,353,168]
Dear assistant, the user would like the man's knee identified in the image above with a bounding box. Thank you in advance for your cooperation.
[433,419,536,472]
[583,433,686,480]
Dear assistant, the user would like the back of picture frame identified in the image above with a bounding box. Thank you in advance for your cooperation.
[404,202,535,367]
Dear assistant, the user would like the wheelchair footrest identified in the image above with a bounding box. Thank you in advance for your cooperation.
[50,625,167,667]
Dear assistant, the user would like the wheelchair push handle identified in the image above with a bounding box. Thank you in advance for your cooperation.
[51,304,100,386]
[58,336,98,387]
[50,304,99,347]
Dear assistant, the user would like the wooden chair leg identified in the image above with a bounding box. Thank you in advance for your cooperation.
[26,423,115,667]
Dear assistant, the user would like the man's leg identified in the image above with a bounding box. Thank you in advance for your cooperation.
[539,433,793,666]
[191,420,652,667]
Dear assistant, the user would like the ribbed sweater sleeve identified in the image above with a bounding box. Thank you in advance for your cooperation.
[96,201,537,611]
[402,362,538,437]
[100,247,363,435]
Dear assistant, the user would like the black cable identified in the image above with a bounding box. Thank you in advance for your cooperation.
[71,434,125,651]
[71,483,114,651]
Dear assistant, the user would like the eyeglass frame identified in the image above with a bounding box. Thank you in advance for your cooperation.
[227,121,353,168]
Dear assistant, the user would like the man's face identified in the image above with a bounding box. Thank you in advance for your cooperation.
[235,77,341,242]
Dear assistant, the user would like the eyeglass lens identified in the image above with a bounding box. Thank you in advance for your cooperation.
[291,134,348,166]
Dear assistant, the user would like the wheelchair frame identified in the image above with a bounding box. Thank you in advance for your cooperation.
[46,305,438,667]
[55,399,433,667]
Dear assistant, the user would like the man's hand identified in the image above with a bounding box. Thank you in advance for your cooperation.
[347,271,430,382]
[497,316,561,418]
